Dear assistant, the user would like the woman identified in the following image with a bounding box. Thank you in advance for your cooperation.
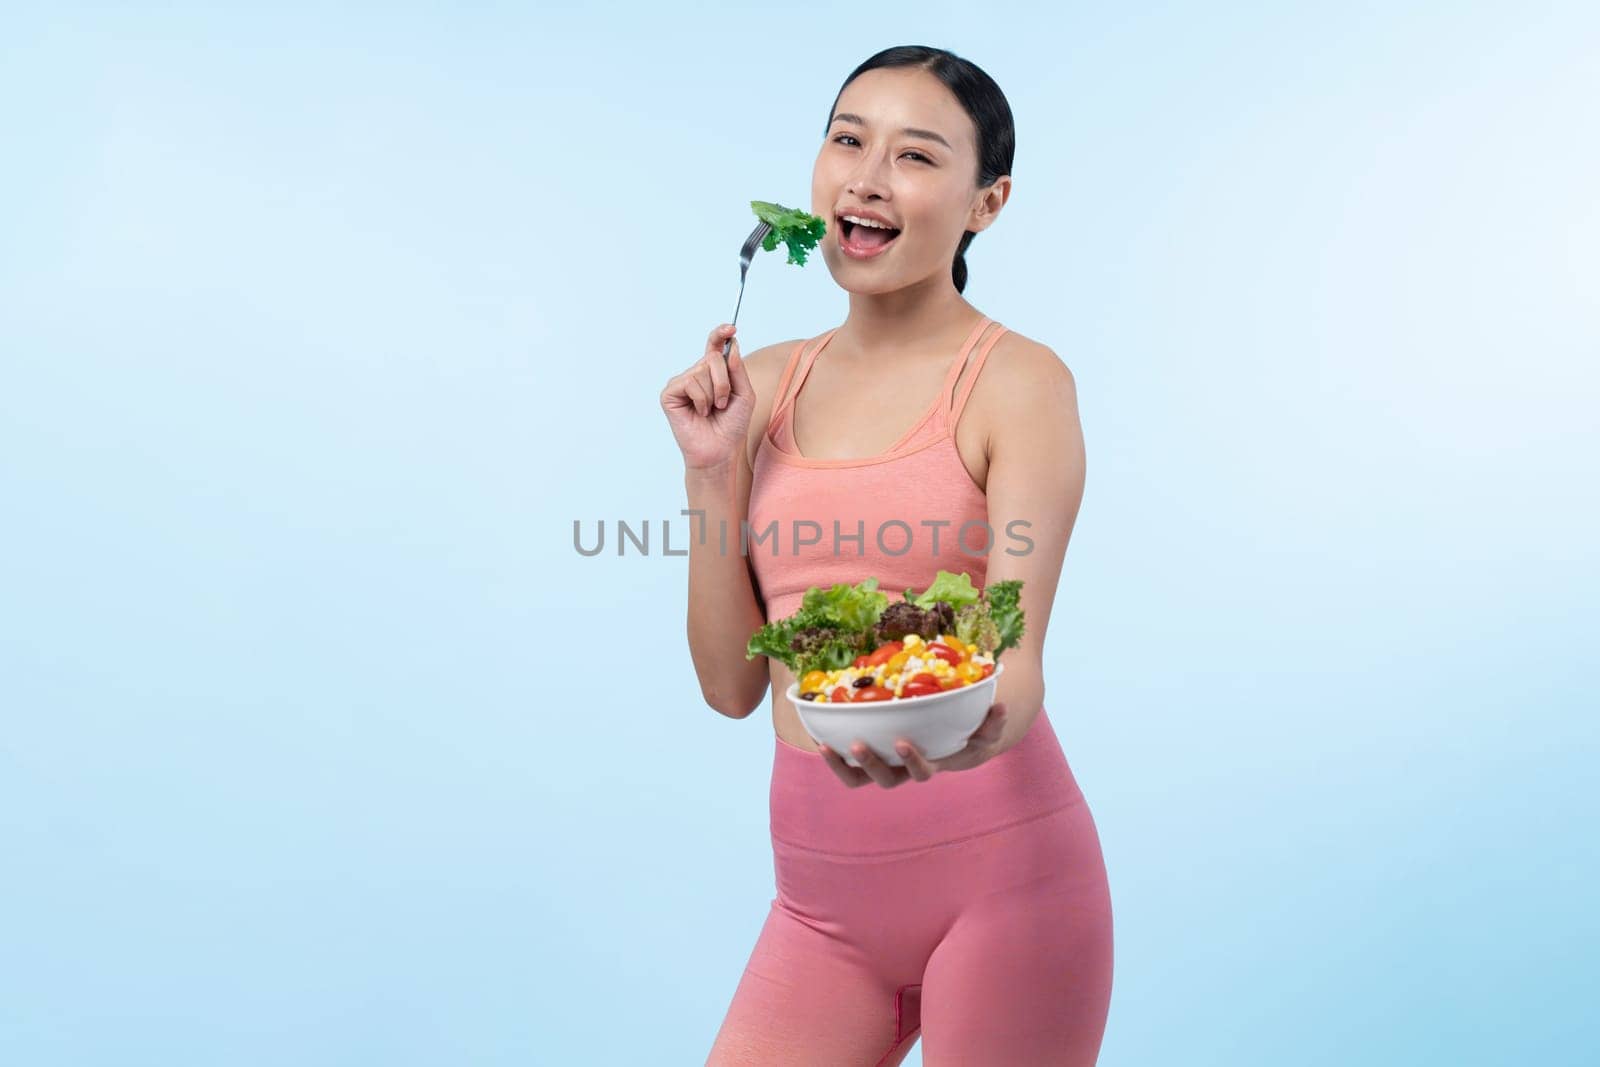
[660,46,1114,1066]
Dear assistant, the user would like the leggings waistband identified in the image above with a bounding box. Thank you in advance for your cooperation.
[770,705,1086,857]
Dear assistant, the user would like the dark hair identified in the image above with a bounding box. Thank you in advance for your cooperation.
[825,46,1015,294]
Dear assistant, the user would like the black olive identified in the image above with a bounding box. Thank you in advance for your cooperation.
[799,691,818,700]
[852,675,875,688]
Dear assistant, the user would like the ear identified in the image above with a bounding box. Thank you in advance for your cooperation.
[967,176,1012,234]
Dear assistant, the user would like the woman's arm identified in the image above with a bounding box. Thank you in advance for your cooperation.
[683,455,772,718]
[975,338,1087,755]
[673,338,795,719]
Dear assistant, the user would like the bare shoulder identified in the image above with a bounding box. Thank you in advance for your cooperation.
[972,327,1079,415]
[740,338,804,394]
[740,338,807,469]
[966,328,1084,482]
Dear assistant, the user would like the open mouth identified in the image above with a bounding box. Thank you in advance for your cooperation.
[839,216,903,255]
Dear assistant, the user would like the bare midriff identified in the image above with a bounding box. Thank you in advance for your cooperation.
[767,659,820,752]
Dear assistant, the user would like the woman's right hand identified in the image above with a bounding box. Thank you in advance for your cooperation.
[660,324,756,471]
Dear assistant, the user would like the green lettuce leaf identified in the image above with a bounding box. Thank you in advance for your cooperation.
[904,570,982,612]
[745,578,888,669]
[986,579,1026,654]
[751,200,827,266]
[797,577,889,632]
[953,603,1001,655]
[746,617,805,670]
[791,627,871,678]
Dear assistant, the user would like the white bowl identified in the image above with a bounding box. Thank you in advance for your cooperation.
[786,662,1005,768]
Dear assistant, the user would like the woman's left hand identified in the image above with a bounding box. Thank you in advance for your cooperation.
[818,703,1008,789]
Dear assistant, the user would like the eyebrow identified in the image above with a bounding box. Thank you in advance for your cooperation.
[829,112,952,150]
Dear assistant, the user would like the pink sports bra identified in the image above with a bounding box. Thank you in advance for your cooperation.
[747,316,1010,622]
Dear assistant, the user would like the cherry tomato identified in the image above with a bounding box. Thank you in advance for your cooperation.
[980,662,995,678]
[853,655,871,668]
[830,686,852,702]
[925,643,963,666]
[901,680,942,699]
[854,685,894,702]
[908,672,940,687]
[865,641,904,668]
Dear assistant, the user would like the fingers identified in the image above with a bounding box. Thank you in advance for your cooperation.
[705,330,733,410]
[895,739,935,781]
[849,742,906,789]
[703,322,734,358]
[925,704,1009,775]
[976,702,1007,745]
[682,373,712,417]
[816,744,868,787]
[661,361,705,416]
[725,333,751,396]
[678,324,734,413]
[820,709,1009,786]
[950,704,1005,762]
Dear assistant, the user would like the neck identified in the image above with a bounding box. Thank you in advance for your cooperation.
[838,275,978,358]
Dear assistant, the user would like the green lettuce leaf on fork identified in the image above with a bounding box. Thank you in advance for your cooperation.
[751,200,827,266]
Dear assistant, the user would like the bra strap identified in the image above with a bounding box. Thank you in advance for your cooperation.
[770,329,840,425]
[950,322,1009,424]
[766,335,818,434]
[938,317,998,416]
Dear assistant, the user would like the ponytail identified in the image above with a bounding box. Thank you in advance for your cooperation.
[952,230,977,294]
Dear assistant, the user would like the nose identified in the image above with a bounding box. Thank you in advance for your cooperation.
[846,171,890,206]
[846,143,895,197]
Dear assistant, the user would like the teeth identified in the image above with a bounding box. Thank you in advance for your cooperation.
[843,215,896,230]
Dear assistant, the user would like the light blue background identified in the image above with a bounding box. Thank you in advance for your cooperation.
[2,3,1596,1064]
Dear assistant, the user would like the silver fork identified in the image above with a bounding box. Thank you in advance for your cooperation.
[723,220,773,361]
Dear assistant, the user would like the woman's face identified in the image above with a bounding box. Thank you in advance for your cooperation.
[812,67,995,294]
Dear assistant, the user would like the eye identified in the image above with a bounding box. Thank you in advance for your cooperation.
[831,134,933,163]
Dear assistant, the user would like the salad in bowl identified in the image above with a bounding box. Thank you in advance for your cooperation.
[746,571,1024,766]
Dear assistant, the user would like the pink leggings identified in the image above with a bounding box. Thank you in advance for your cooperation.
[708,707,1114,1066]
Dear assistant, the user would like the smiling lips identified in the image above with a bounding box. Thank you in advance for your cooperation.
[839,216,902,259]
